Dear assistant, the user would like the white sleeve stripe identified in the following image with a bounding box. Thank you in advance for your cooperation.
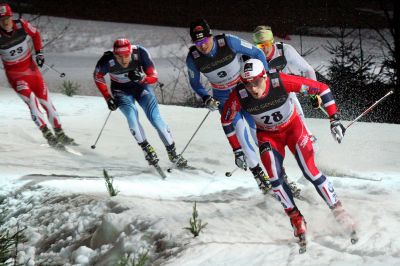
[94,77,106,83]
[320,89,331,97]
[324,100,335,107]
[226,132,235,137]
[222,122,232,126]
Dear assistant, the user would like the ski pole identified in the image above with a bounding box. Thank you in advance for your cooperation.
[91,111,112,149]
[345,90,394,130]
[43,62,66,78]
[225,167,239,177]
[167,110,212,172]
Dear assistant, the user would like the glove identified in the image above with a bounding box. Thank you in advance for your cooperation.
[35,51,45,68]
[310,95,322,109]
[234,148,247,170]
[330,114,346,143]
[203,96,220,111]
[106,97,118,111]
[128,69,146,83]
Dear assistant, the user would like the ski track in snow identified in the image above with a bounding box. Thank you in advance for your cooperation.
[0,16,399,266]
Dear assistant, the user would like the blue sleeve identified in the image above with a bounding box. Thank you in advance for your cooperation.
[186,53,209,99]
[138,45,155,71]
[226,34,269,70]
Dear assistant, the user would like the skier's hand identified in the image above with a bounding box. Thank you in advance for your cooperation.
[330,114,346,144]
[203,96,220,111]
[128,69,146,83]
[234,148,247,170]
[310,95,322,109]
[106,97,118,111]
[35,51,45,68]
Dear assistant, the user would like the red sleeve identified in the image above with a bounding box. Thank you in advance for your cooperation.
[21,19,42,52]
[279,72,338,117]
[93,71,111,99]
[143,66,158,85]
[221,90,241,150]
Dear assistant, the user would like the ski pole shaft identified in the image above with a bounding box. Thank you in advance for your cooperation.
[167,110,211,173]
[345,90,394,130]
[43,62,66,78]
[225,167,239,177]
[180,110,211,156]
[318,105,329,117]
[91,111,112,149]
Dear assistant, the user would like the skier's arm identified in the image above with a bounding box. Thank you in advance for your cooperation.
[283,44,316,80]
[186,54,210,100]
[226,34,269,70]
[280,72,337,116]
[220,91,242,151]
[21,19,42,52]
[138,46,158,85]
[93,54,112,99]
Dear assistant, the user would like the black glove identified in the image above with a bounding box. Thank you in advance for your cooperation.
[202,95,220,111]
[128,69,146,83]
[106,97,118,111]
[310,95,322,109]
[35,50,45,68]
[330,114,346,143]
[234,148,247,170]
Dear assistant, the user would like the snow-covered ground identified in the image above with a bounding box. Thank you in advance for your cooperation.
[0,16,399,266]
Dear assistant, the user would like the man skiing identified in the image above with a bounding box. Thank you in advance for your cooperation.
[94,38,187,168]
[0,3,74,149]
[221,58,357,252]
[252,25,322,197]
[252,25,320,140]
[186,18,271,191]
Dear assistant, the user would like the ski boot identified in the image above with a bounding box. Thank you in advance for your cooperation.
[250,164,272,194]
[41,126,64,150]
[54,128,76,145]
[140,142,159,166]
[282,167,302,198]
[166,143,187,168]
[287,207,307,253]
[331,201,358,244]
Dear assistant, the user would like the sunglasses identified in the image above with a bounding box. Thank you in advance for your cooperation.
[244,77,264,88]
[256,41,273,49]
[194,37,210,46]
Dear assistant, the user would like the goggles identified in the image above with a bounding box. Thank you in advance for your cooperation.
[194,37,210,46]
[256,41,273,49]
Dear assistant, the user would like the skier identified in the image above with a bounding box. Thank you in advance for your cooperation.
[186,18,272,192]
[252,25,320,140]
[252,25,322,197]
[94,38,187,168]
[221,58,357,252]
[0,3,74,149]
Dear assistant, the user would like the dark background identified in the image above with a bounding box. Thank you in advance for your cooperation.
[10,0,390,35]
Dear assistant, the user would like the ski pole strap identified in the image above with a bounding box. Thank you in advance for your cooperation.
[345,90,394,129]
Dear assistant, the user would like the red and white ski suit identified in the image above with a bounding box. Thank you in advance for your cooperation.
[221,70,340,212]
[0,19,60,129]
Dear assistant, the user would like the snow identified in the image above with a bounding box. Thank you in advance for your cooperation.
[0,16,399,266]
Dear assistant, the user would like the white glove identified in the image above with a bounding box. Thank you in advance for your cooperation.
[330,114,346,144]
[234,148,247,170]
[203,96,220,111]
